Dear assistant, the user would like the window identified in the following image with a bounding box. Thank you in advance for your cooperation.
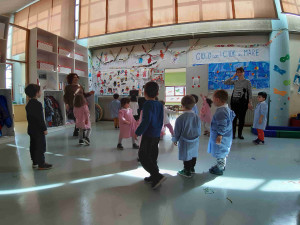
[5,64,12,89]
[107,0,151,33]
[281,0,300,15]
[75,0,80,39]
[165,86,186,104]
[79,0,277,38]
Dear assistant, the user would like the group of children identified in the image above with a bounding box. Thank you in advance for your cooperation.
[24,78,268,190]
[108,81,269,188]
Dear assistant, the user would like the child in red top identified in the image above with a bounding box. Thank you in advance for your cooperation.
[73,94,91,145]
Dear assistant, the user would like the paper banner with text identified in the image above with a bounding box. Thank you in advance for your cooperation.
[192,46,269,65]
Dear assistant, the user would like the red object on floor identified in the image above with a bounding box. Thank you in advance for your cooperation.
[290,118,300,127]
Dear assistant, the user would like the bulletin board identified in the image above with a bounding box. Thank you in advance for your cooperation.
[208,61,270,90]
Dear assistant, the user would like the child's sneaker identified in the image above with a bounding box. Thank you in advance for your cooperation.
[209,166,223,175]
[253,139,260,145]
[117,144,124,150]
[151,175,167,189]
[190,168,195,174]
[132,143,139,149]
[177,169,192,178]
[253,139,264,145]
[38,163,52,170]
[32,164,38,169]
[144,176,153,183]
[84,138,90,145]
[79,140,85,145]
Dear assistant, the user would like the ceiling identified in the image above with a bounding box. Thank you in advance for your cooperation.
[0,0,38,15]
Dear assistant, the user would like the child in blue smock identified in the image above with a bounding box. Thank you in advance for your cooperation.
[172,95,201,178]
[207,90,236,176]
[110,94,121,128]
[191,94,199,116]
[253,92,268,145]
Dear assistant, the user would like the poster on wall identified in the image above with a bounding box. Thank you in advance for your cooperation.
[192,46,269,65]
[208,61,270,90]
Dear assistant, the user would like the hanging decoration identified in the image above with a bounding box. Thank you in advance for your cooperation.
[92,39,202,68]
[192,76,201,88]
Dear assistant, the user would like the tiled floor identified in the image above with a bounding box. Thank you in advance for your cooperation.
[0,121,299,225]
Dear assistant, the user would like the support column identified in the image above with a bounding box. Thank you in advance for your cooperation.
[269,0,290,126]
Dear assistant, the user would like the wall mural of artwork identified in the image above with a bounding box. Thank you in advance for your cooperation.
[208,61,270,90]
[92,68,164,96]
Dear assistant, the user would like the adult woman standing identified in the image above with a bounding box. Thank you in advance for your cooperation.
[63,73,94,136]
[224,67,253,139]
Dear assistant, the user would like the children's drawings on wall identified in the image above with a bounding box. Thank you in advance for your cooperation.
[208,61,270,90]
[283,80,291,86]
[92,68,164,96]
[280,54,290,63]
[274,88,287,97]
[273,65,286,75]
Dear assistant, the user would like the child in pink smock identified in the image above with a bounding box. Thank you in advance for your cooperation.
[200,94,213,136]
[117,98,139,150]
[159,100,176,138]
[73,94,91,145]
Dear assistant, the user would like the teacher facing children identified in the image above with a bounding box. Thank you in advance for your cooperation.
[63,73,94,136]
[224,67,253,140]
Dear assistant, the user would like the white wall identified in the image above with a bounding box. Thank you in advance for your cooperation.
[289,34,300,117]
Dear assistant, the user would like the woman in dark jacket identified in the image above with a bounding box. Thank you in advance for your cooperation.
[224,67,253,139]
[64,73,94,136]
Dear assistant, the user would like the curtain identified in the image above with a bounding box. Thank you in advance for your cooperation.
[12,7,29,56]
[281,0,300,15]
[12,0,75,56]
[107,0,150,33]
[153,0,175,26]
[79,0,277,39]
[178,0,233,22]
[79,0,107,38]
[234,0,277,18]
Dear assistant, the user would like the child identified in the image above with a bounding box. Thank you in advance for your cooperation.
[207,90,235,176]
[118,98,139,150]
[25,84,52,170]
[191,94,199,115]
[200,94,213,136]
[110,94,121,128]
[172,95,201,178]
[137,97,146,120]
[135,81,165,190]
[73,94,91,145]
[253,92,268,145]
[130,95,139,121]
[159,100,175,137]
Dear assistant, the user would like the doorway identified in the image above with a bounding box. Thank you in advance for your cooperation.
[165,68,186,106]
